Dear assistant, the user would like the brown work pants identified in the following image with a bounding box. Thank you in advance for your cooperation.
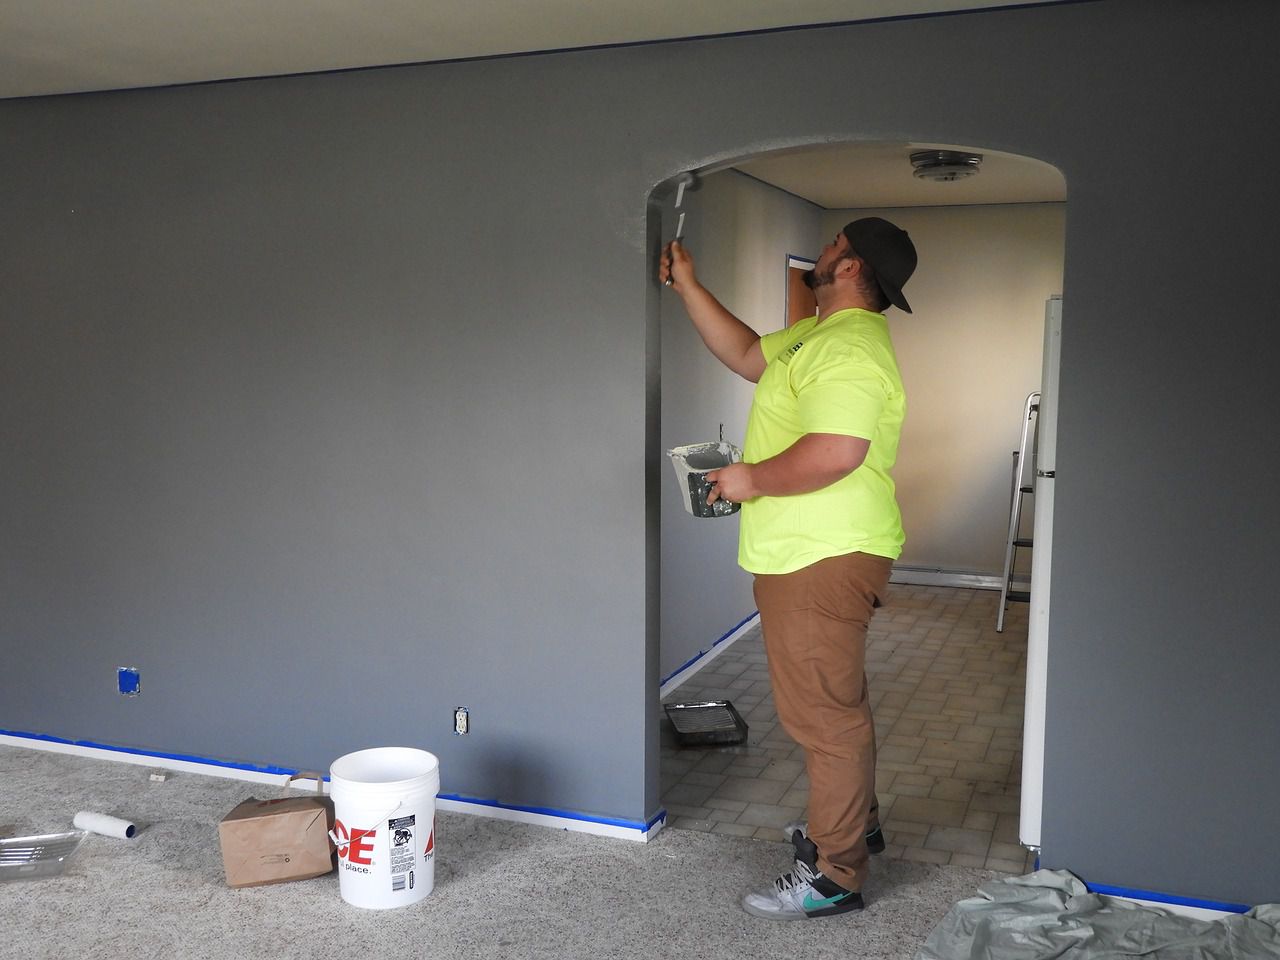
[753,550,892,893]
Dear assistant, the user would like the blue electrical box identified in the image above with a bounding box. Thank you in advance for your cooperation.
[117,667,141,696]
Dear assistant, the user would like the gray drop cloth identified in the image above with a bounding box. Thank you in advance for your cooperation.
[917,870,1280,960]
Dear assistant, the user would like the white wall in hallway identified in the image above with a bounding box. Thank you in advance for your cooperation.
[823,203,1066,575]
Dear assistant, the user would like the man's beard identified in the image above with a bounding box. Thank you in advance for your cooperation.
[802,263,836,290]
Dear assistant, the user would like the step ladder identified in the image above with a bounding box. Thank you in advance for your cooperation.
[997,392,1040,632]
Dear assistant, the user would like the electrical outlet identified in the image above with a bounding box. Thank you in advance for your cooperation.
[453,707,469,736]
[117,667,140,696]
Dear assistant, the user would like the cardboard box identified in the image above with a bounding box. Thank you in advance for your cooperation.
[218,795,335,888]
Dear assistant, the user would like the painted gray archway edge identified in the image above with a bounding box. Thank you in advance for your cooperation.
[2,0,1277,907]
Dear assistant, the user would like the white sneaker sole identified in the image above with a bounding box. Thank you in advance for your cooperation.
[740,891,863,921]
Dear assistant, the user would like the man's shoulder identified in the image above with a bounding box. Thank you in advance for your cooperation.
[760,316,817,362]
[824,310,897,355]
[803,312,882,355]
[792,313,901,387]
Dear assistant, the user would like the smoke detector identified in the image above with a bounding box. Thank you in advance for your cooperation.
[910,150,983,182]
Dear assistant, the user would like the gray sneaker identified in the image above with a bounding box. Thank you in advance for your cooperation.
[782,820,886,855]
[741,831,864,921]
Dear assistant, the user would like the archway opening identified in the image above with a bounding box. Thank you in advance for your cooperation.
[652,140,1066,869]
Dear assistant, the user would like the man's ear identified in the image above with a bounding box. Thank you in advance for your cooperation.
[836,255,863,281]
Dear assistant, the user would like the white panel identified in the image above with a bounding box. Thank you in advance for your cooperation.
[1020,295,1061,848]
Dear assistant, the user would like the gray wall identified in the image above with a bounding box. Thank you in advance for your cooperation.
[3,0,1279,903]
[2,63,659,820]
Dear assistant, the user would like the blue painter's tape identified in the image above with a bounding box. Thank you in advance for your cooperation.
[3,729,660,835]
[661,651,705,687]
[713,611,758,647]
[438,793,652,832]
[1087,881,1250,914]
[659,610,758,687]
[0,729,299,777]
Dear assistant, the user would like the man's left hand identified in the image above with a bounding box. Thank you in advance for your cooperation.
[706,462,758,505]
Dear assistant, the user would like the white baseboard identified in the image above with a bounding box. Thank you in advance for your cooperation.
[0,733,297,785]
[891,565,1029,591]
[435,797,665,842]
[0,733,665,843]
[1108,894,1234,922]
[659,612,760,699]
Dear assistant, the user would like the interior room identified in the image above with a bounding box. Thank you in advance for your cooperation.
[3,0,1278,951]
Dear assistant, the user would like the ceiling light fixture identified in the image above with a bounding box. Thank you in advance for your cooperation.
[910,150,983,182]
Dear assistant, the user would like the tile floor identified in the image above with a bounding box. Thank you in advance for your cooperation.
[660,582,1037,874]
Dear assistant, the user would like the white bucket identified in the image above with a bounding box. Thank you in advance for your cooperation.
[667,441,743,518]
[329,747,440,910]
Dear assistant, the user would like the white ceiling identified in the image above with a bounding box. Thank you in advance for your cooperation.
[3,0,1065,101]
[733,142,1067,209]
[0,0,1067,208]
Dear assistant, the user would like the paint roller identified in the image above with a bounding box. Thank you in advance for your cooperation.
[73,811,137,839]
[663,171,698,287]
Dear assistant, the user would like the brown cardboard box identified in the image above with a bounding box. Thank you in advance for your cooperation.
[218,795,335,888]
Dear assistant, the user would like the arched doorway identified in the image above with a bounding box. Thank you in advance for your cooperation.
[652,140,1066,869]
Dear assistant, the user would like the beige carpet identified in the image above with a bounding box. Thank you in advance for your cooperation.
[0,744,999,960]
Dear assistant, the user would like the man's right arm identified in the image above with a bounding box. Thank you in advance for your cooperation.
[660,240,767,383]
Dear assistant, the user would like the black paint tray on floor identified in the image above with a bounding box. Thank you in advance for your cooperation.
[664,700,748,746]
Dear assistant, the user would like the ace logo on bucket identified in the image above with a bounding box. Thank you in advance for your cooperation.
[333,819,376,870]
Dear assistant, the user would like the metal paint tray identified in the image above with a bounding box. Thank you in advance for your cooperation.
[0,830,88,882]
[664,700,748,746]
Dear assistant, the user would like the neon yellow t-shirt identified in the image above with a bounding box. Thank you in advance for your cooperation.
[739,308,906,574]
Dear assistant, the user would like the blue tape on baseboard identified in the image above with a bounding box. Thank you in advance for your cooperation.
[438,793,661,832]
[713,611,758,647]
[1086,881,1250,914]
[659,610,758,687]
[0,728,298,776]
[661,652,706,687]
[2,728,664,834]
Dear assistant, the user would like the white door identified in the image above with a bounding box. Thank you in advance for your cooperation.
[1020,295,1061,850]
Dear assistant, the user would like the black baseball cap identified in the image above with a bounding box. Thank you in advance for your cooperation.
[842,217,918,313]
